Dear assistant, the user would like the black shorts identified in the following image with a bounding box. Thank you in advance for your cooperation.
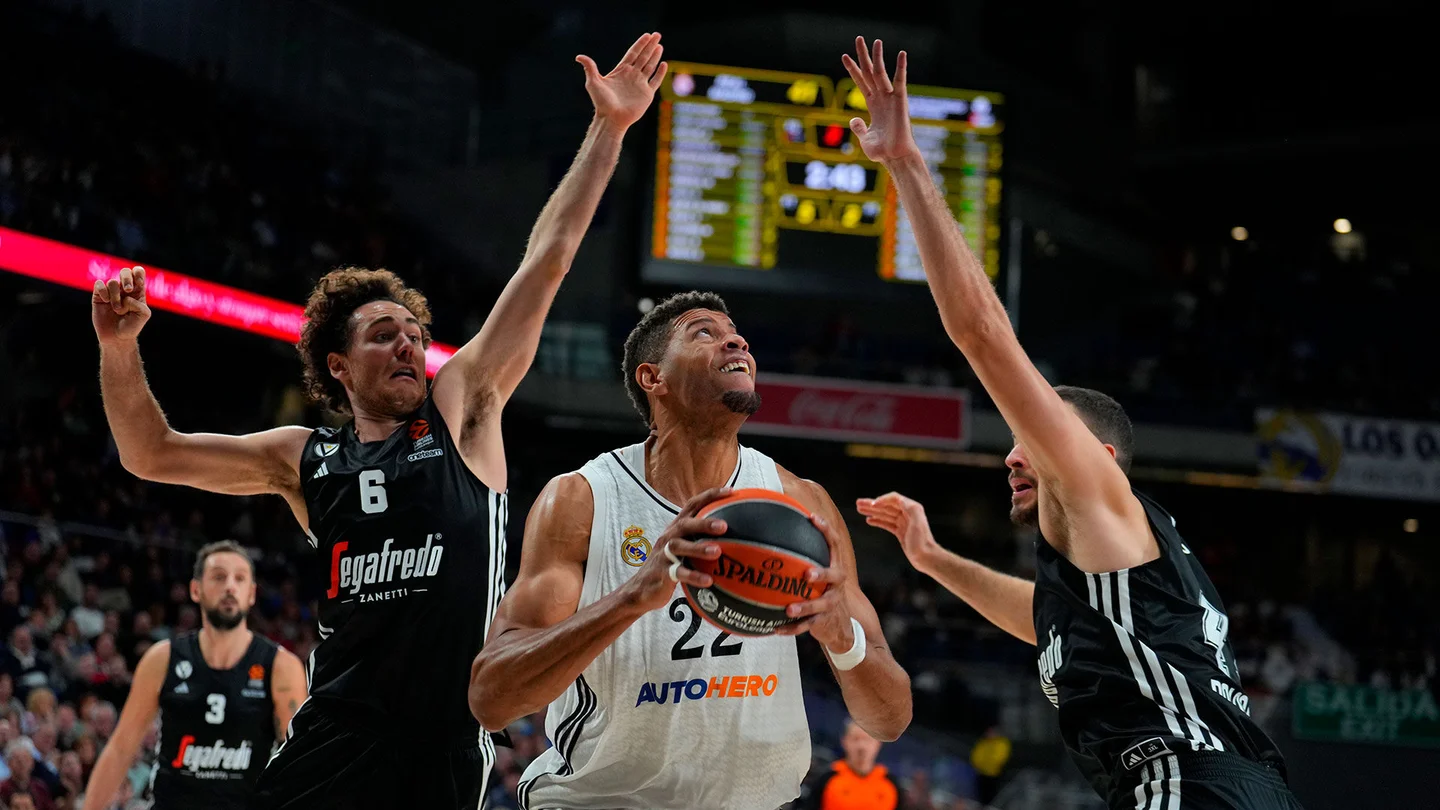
[1108,749,1304,810]
[251,700,494,810]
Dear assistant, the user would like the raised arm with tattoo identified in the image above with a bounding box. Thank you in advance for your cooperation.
[858,493,1035,645]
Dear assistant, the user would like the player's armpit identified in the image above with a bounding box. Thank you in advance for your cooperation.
[270,647,309,740]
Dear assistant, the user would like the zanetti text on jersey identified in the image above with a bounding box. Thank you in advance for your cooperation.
[326,533,445,601]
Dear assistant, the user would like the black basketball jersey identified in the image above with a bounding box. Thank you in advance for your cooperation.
[1032,491,1285,798]
[298,396,507,747]
[152,631,278,810]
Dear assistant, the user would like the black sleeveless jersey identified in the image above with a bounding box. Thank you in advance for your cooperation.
[298,396,507,747]
[152,631,278,810]
[1033,491,1285,798]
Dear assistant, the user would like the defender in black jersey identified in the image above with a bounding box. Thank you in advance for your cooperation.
[845,38,1304,809]
[81,542,307,810]
[92,31,672,810]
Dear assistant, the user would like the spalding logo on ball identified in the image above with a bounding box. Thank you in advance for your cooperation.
[682,489,830,637]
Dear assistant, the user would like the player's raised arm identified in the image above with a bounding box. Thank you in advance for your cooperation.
[776,470,911,741]
[857,493,1036,645]
[842,39,1147,570]
[81,640,168,810]
[93,267,310,510]
[433,33,668,433]
[468,476,728,731]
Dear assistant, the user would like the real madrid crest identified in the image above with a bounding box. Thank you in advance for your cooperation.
[621,525,651,567]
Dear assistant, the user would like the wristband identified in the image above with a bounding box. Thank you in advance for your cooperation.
[825,617,867,671]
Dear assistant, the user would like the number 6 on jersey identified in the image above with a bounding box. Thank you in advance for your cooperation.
[360,470,388,514]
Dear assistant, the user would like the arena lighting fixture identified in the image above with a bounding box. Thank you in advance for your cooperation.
[1230,226,1249,241]
[0,226,458,376]
[1403,518,1419,533]
[1333,218,1353,234]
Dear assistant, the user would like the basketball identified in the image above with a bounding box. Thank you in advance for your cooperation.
[681,489,831,637]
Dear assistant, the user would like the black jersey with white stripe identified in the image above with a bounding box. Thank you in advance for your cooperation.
[151,631,277,810]
[298,395,508,747]
[1032,490,1285,799]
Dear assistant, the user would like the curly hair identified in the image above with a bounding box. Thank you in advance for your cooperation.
[297,267,432,414]
[621,291,730,427]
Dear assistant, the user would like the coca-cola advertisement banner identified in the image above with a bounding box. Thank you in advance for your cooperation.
[743,374,970,448]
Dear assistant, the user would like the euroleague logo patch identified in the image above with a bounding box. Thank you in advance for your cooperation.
[409,419,434,450]
[621,526,651,567]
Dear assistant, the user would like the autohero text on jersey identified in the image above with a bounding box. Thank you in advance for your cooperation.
[635,673,780,707]
[327,534,444,601]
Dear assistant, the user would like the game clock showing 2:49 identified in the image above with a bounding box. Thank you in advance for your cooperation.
[645,61,1003,299]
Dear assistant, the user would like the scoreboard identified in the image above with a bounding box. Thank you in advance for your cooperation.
[644,62,1004,297]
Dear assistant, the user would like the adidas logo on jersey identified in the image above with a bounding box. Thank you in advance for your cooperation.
[172,736,253,775]
[326,534,445,601]
[174,682,190,695]
[313,462,330,479]
[1037,627,1064,709]
[635,673,780,707]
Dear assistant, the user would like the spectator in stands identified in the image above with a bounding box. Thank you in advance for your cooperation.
[22,688,55,736]
[969,726,1011,805]
[67,587,103,642]
[11,792,37,810]
[56,752,84,804]
[31,593,65,640]
[1,738,55,810]
[0,675,24,719]
[0,627,51,697]
[0,583,22,639]
[82,704,113,749]
[797,719,904,810]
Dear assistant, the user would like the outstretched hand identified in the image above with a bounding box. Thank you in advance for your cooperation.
[856,492,942,574]
[841,37,922,165]
[577,32,669,130]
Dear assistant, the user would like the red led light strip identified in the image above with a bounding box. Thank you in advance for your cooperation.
[0,227,456,376]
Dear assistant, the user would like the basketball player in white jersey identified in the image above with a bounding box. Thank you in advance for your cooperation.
[470,291,912,810]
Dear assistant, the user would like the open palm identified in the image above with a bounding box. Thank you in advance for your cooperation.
[841,37,921,165]
[856,492,941,573]
[577,32,668,129]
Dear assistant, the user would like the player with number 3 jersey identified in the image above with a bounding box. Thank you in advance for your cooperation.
[91,32,675,809]
[470,291,911,810]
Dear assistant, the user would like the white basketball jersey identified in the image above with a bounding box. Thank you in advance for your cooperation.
[518,441,812,810]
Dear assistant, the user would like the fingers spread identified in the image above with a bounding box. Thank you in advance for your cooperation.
[873,40,894,93]
[648,61,669,90]
[895,50,908,87]
[620,32,652,67]
[640,42,663,77]
[841,54,871,96]
[855,36,874,75]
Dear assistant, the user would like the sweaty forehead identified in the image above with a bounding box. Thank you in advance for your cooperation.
[203,552,251,576]
[671,308,734,333]
[350,299,417,327]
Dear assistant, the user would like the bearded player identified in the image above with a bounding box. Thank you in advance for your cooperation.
[470,291,912,810]
[845,38,1301,810]
[82,542,307,810]
[90,33,671,809]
